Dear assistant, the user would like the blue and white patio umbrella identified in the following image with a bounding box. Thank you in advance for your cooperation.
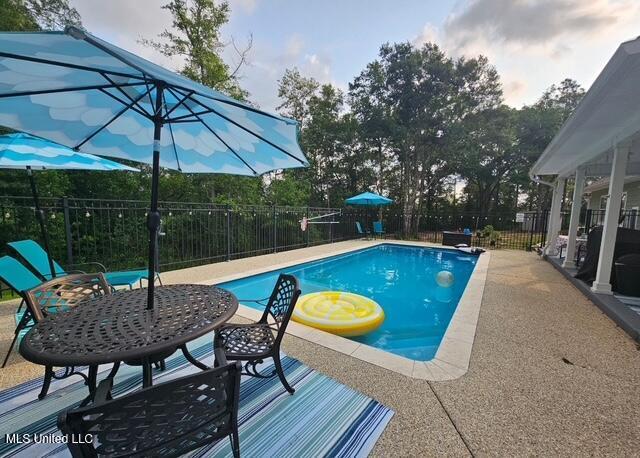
[0,132,138,278]
[0,26,308,307]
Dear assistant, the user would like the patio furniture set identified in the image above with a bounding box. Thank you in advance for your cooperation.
[356,221,387,239]
[1,241,302,457]
[0,26,311,456]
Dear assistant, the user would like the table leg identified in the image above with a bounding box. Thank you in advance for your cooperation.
[180,344,210,370]
[142,358,153,388]
[87,365,98,395]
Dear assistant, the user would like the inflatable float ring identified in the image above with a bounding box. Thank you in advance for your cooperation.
[292,291,385,337]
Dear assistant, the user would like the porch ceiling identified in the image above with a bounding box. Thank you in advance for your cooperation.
[531,37,640,178]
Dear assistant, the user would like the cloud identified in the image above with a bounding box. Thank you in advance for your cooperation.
[504,79,527,101]
[444,0,629,51]
[285,35,304,58]
[413,0,640,107]
[412,23,439,46]
[231,33,340,111]
[230,0,258,15]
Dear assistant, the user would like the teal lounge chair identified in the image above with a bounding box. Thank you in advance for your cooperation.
[8,240,161,290]
[356,221,371,239]
[373,221,386,239]
[0,255,42,367]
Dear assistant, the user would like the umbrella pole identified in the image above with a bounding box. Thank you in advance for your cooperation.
[146,84,164,310]
[27,167,55,279]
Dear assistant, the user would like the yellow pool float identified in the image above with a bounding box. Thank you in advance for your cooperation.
[293,291,385,337]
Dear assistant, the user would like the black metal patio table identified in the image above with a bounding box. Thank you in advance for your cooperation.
[19,284,238,394]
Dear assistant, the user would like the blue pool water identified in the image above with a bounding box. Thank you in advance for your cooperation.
[218,244,478,361]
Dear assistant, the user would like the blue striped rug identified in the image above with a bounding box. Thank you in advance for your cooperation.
[0,337,393,457]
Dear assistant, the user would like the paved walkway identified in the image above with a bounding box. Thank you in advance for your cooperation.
[1,242,638,455]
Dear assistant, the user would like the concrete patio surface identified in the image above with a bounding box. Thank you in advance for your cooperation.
[1,241,639,456]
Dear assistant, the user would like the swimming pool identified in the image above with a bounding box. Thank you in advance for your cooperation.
[218,244,478,361]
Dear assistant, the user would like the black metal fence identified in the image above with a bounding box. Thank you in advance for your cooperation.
[0,196,366,273]
[380,209,555,250]
[0,195,569,279]
[584,208,640,233]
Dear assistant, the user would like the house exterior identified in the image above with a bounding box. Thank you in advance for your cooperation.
[584,176,640,211]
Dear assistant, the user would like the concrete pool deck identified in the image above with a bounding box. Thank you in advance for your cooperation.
[1,241,639,455]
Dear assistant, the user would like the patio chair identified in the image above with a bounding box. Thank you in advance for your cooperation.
[356,221,371,239]
[0,255,43,368]
[24,273,115,400]
[214,274,301,394]
[8,239,162,289]
[58,361,242,458]
[373,221,387,239]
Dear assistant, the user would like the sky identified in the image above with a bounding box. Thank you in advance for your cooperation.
[69,0,640,112]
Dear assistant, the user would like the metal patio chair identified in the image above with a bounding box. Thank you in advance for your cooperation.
[23,273,115,400]
[58,361,242,458]
[214,274,301,394]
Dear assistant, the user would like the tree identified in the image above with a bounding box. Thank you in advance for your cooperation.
[518,79,585,210]
[0,0,81,31]
[23,0,81,29]
[349,42,502,235]
[142,0,250,100]
[275,70,360,208]
[457,106,521,216]
[276,68,319,127]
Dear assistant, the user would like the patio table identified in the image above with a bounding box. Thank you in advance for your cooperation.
[19,284,238,393]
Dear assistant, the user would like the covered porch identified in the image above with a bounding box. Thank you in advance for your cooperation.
[530,37,640,341]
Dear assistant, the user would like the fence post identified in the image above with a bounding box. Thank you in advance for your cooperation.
[62,197,73,265]
[305,207,310,247]
[272,205,277,253]
[527,212,536,251]
[330,211,334,243]
[226,205,231,261]
[584,209,592,234]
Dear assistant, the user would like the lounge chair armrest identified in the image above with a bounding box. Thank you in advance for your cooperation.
[42,269,87,279]
[66,262,107,273]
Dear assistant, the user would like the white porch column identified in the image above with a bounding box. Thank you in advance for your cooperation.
[544,177,566,256]
[562,167,586,268]
[591,142,630,294]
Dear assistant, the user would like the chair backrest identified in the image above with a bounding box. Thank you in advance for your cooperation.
[0,255,42,295]
[373,221,383,233]
[260,274,301,338]
[8,239,66,280]
[25,273,110,321]
[355,221,364,234]
[58,362,242,458]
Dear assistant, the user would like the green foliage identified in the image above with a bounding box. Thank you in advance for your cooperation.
[266,171,311,206]
[0,0,80,31]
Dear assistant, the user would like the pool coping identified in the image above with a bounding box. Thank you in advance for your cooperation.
[196,240,490,381]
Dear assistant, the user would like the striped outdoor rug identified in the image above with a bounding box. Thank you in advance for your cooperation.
[0,337,393,457]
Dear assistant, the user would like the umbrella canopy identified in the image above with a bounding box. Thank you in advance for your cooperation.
[0,27,308,308]
[0,133,138,171]
[0,132,138,278]
[0,27,307,175]
[345,192,393,206]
